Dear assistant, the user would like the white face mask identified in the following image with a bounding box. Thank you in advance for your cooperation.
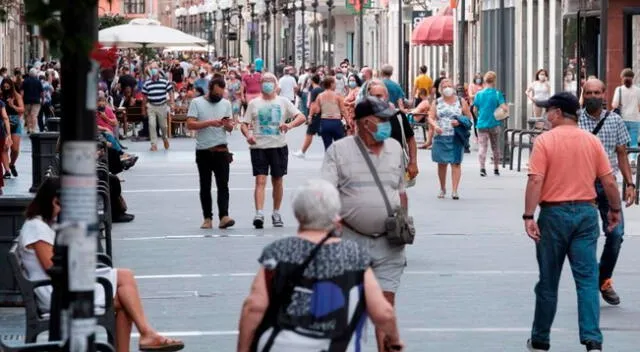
[442,87,456,97]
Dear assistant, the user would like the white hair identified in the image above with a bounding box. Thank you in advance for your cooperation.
[292,179,341,231]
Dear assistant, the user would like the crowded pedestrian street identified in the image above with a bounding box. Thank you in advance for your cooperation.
[2,130,640,351]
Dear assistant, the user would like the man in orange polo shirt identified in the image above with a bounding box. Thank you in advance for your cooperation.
[523,92,622,352]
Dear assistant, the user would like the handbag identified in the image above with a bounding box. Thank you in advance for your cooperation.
[613,87,622,115]
[396,113,416,188]
[493,90,509,121]
[354,137,415,245]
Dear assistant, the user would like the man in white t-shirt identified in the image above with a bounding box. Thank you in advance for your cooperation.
[277,67,298,104]
[240,73,306,229]
[612,68,640,164]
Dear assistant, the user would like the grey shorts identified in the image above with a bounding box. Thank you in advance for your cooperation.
[341,227,406,293]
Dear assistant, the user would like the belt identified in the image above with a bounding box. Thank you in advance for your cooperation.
[208,144,229,153]
[342,221,386,238]
[539,200,596,208]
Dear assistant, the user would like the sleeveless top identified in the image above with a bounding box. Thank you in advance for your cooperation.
[1,94,19,116]
[531,81,550,101]
[435,97,462,137]
[252,237,370,352]
[319,93,342,119]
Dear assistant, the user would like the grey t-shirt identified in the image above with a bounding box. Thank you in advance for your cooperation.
[187,96,232,150]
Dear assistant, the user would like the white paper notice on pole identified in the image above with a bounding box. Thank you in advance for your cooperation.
[61,142,97,223]
[64,223,97,291]
[70,318,97,352]
[86,60,99,110]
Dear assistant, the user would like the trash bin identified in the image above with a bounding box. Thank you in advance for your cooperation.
[0,194,34,306]
[29,132,59,193]
[45,117,61,132]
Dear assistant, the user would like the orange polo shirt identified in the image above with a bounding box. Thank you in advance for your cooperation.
[528,125,613,202]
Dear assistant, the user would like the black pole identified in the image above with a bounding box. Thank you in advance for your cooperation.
[397,0,403,89]
[599,0,607,83]
[312,0,318,64]
[250,4,256,62]
[358,4,364,68]
[576,10,582,98]
[54,0,100,350]
[301,2,306,70]
[237,7,243,58]
[291,5,296,65]
[266,11,271,68]
[327,0,333,68]
[272,0,278,72]
[458,0,465,89]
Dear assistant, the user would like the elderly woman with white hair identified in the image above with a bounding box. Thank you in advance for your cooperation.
[237,179,404,352]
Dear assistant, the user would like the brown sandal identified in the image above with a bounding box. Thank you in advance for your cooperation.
[139,337,185,351]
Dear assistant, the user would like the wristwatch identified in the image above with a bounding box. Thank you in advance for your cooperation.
[522,214,534,220]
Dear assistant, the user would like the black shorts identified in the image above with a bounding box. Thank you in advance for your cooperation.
[306,115,321,135]
[250,146,289,177]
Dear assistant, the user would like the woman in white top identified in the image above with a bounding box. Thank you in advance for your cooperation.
[612,68,640,164]
[17,177,184,352]
[525,69,551,117]
[563,69,578,97]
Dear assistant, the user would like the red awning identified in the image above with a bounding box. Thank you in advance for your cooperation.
[411,8,454,46]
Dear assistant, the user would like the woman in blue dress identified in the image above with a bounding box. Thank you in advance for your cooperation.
[428,79,473,200]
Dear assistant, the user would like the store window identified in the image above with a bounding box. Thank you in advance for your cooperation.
[124,0,145,15]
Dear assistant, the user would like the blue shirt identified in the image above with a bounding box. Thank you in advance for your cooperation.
[383,79,405,106]
[187,96,232,150]
[473,87,505,129]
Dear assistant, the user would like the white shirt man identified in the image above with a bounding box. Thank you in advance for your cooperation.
[278,68,298,103]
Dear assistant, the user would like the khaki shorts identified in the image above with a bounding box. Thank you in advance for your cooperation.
[341,227,406,293]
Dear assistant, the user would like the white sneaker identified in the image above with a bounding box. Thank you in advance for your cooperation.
[293,150,305,159]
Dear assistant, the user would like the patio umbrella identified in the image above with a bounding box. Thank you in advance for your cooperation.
[99,18,207,48]
[163,46,210,53]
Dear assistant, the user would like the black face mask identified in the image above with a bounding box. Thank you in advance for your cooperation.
[97,106,106,112]
[209,94,222,103]
[624,78,633,87]
[583,97,603,114]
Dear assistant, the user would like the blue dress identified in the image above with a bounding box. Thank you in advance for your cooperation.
[432,98,469,164]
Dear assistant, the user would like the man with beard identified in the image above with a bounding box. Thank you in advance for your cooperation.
[186,76,236,230]
[578,78,636,306]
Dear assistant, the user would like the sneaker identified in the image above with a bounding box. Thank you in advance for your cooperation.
[253,214,264,229]
[200,218,213,229]
[9,164,17,177]
[150,144,158,151]
[163,138,170,150]
[293,150,305,159]
[585,341,602,352]
[272,213,284,227]
[3,171,11,179]
[494,169,500,176]
[600,278,620,305]
[526,339,550,351]
[218,216,235,229]
[480,168,487,177]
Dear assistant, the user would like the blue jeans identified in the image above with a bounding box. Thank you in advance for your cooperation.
[595,180,625,285]
[624,121,639,159]
[102,132,122,153]
[319,119,345,150]
[532,203,602,346]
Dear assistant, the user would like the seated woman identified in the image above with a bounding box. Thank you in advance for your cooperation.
[17,177,182,352]
[238,179,403,352]
[97,96,138,170]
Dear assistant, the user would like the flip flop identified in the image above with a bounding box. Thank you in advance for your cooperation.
[139,338,184,352]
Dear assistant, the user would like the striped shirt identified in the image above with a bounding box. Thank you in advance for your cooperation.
[142,78,172,105]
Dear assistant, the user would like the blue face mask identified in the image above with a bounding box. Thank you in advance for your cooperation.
[262,82,275,94]
[371,121,392,141]
[348,81,357,88]
[150,69,158,76]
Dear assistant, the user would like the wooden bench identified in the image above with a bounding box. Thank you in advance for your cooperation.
[8,244,116,344]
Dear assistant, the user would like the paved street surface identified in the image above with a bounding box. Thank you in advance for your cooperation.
[2,128,640,351]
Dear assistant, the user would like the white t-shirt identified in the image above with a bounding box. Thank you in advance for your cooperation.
[334,75,348,96]
[278,75,297,102]
[242,96,301,149]
[612,85,640,122]
[17,217,117,312]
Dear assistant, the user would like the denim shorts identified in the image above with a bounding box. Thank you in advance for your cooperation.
[9,115,23,135]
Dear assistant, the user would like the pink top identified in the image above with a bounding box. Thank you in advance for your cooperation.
[242,73,262,95]
[97,107,117,131]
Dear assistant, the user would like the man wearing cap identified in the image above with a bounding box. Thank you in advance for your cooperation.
[240,72,306,229]
[578,78,636,306]
[524,92,622,352]
[322,96,407,352]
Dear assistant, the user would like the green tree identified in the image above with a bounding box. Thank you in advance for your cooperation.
[99,14,127,30]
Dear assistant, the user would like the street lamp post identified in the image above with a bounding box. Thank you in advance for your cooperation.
[300,0,306,70]
[281,3,289,62]
[237,5,244,58]
[265,0,272,68]
[326,0,333,68]
[311,0,318,65]
[249,0,256,62]
[271,0,278,72]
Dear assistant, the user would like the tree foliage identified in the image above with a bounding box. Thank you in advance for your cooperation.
[99,14,127,30]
